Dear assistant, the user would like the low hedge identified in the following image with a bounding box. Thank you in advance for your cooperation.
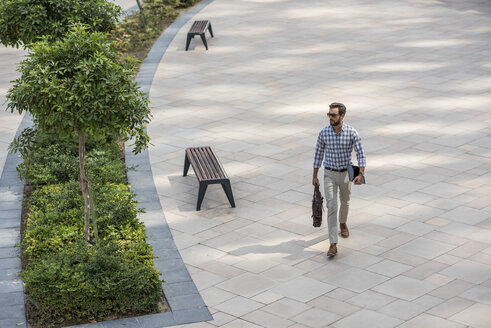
[17,132,163,326]
[15,133,127,187]
[23,181,144,260]
[21,239,162,323]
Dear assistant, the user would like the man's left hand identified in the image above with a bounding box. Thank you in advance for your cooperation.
[353,175,363,185]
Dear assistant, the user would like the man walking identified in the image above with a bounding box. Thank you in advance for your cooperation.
[312,102,366,257]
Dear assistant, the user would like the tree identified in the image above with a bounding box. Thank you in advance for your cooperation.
[7,24,151,243]
[0,0,121,47]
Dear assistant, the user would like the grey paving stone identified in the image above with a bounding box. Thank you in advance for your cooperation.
[262,297,312,319]
[160,267,193,284]
[373,276,438,301]
[162,281,200,298]
[147,237,179,251]
[366,259,413,278]
[379,299,426,321]
[0,318,27,328]
[449,303,491,328]
[337,251,383,269]
[426,297,475,319]
[429,279,475,299]
[395,237,456,260]
[172,307,213,325]
[397,313,465,328]
[135,312,175,328]
[241,309,295,328]
[0,303,25,320]
[460,285,491,305]
[441,206,490,225]
[292,307,341,328]
[403,261,448,280]
[101,318,142,328]
[332,309,402,328]
[396,221,436,236]
[271,276,336,302]
[439,259,491,284]
[153,257,185,275]
[0,212,21,228]
[0,291,24,307]
[216,272,277,298]
[167,293,207,311]
[308,296,360,317]
[346,290,395,310]
[326,268,389,294]
[0,278,23,293]
[213,296,262,317]
[413,294,446,309]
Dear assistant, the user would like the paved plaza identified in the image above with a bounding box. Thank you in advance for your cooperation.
[1,0,491,327]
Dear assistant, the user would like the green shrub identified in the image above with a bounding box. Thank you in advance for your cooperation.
[95,183,144,232]
[111,0,179,51]
[20,239,162,325]
[14,133,126,187]
[179,0,200,7]
[23,181,145,260]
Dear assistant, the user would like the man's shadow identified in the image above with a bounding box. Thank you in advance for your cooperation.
[229,235,328,261]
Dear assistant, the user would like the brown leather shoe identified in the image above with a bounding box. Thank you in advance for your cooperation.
[340,223,349,238]
[327,243,337,257]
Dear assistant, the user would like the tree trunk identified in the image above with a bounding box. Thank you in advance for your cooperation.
[136,0,147,27]
[78,131,91,243]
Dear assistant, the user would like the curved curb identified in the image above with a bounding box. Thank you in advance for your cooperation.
[0,113,31,328]
[123,0,216,327]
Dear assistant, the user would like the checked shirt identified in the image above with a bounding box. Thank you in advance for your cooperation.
[313,124,366,170]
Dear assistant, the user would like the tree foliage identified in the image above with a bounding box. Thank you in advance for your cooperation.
[0,0,121,47]
[7,24,151,153]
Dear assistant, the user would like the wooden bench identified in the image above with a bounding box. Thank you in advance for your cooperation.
[186,20,214,51]
[183,146,235,211]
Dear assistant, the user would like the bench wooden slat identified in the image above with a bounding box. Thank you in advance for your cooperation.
[200,147,219,180]
[187,148,204,181]
[194,147,216,180]
[206,147,227,178]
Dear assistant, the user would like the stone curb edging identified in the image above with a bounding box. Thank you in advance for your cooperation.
[0,1,214,327]
[0,114,32,328]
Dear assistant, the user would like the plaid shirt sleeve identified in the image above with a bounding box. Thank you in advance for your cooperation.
[353,129,366,167]
[313,130,326,168]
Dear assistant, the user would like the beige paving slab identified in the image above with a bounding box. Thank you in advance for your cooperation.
[147,0,491,327]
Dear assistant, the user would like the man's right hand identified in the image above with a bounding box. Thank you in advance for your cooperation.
[312,177,320,186]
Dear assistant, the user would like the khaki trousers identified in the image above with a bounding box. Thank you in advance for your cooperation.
[324,169,351,244]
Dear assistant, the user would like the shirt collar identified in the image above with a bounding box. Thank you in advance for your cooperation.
[327,123,345,133]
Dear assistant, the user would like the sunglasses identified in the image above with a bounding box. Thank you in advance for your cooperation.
[327,113,339,118]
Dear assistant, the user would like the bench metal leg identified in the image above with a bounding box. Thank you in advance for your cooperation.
[183,154,191,176]
[199,33,208,50]
[208,23,214,38]
[197,183,208,211]
[221,180,236,208]
[185,34,193,51]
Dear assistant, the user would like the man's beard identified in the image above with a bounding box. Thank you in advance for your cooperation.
[330,118,341,126]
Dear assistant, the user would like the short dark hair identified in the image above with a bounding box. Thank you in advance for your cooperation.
[329,102,346,116]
